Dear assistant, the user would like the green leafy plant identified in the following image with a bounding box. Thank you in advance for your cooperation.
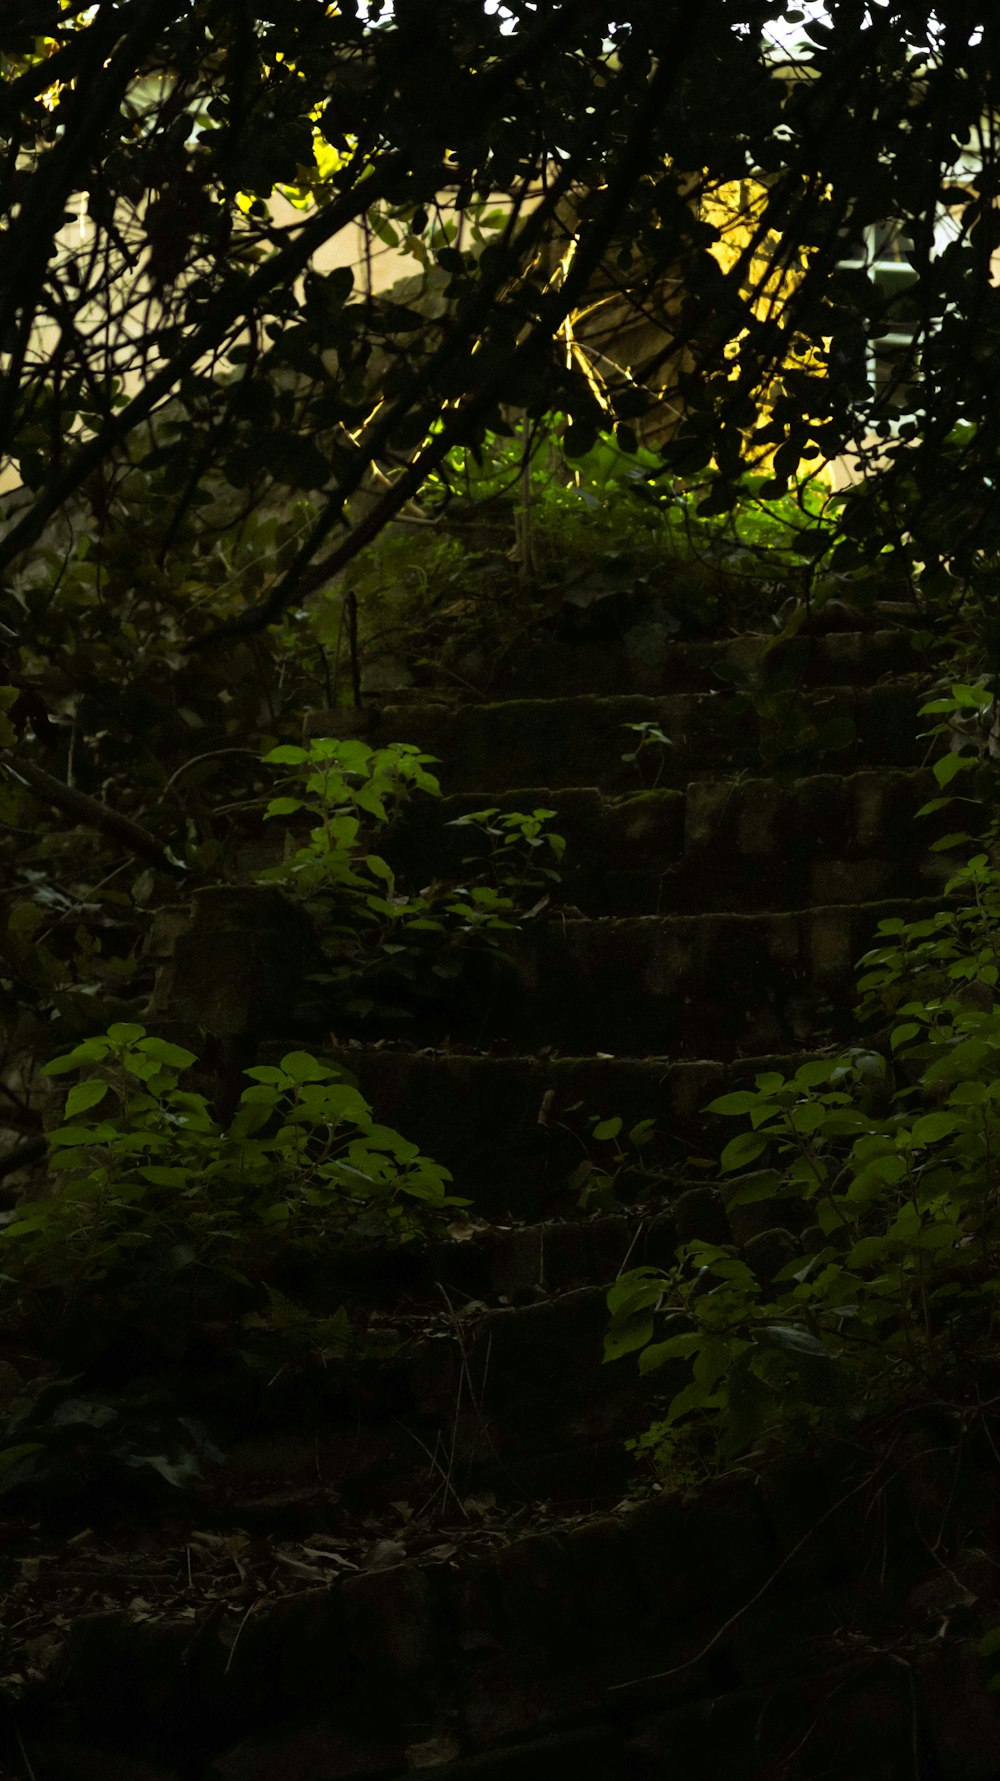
[565,1113,661,1214]
[0,1379,225,1502]
[257,734,466,1020]
[259,741,565,1023]
[851,682,1000,1024]
[4,1032,459,1360]
[0,1023,464,1496]
[620,721,674,787]
[445,805,566,894]
[423,415,834,588]
[977,1623,1000,1693]
[605,714,1000,1490]
[327,415,838,692]
[605,1015,1000,1487]
[257,735,442,896]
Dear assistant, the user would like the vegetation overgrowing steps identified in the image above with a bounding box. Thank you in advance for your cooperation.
[452,616,931,700]
[312,677,928,794]
[21,616,992,1781]
[22,1409,1000,1781]
[387,767,956,915]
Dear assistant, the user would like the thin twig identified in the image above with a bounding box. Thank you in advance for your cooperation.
[607,1437,902,1692]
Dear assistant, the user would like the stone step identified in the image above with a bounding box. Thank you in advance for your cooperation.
[431,897,938,1057]
[209,1124,806,1517]
[300,1048,778,1219]
[387,767,957,916]
[484,621,929,699]
[24,1422,979,1781]
[318,678,929,795]
[20,604,989,1781]
[161,1281,661,1519]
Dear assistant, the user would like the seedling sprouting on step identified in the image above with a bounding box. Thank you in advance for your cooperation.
[621,721,673,787]
[445,806,566,895]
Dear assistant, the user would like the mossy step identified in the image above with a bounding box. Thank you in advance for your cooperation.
[277,1191,794,1320]
[485,622,929,699]
[297,1049,778,1219]
[276,1206,689,1309]
[313,678,929,794]
[458,897,940,1057]
[386,767,955,917]
[158,1283,656,1516]
[28,1429,972,1781]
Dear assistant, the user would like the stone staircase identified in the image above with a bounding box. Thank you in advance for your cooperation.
[14,605,1000,1781]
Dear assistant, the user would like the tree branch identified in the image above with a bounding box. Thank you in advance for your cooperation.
[4,755,188,877]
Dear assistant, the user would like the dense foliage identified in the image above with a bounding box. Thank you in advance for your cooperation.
[3,2,1000,1499]
[606,693,1000,1491]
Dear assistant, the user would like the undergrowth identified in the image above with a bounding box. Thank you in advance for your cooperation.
[0,1027,467,1503]
[606,677,1000,1494]
[327,412,840,691]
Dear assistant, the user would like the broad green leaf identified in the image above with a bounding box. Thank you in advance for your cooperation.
[0,1444,44,1474]
[934,753,974,787]
[846,1155,907,1196]
[795,1060,835,1089]
[593,1117,623,1141]
[259,1202,292,1224]
[890,1023,920,1049]
[906,1222,960,1250]
[761,1324,831,1357]
[929,830,971,852]
[48,1123,115,1147]
[262,745,309,764]
[725,1169,783,1206]
[925,1038,992,1083]
[705,1090,762,1115]
[107,1023,145,1044]
[42,1042,110,1076]
[665,1380,724,1424]
[138,1037,197,1069]
[701,1255,757,1286]
[280,1051,336,1083]
[65,1079,109,1118]
[3,1209,60,1235]
[754,1072,786,1093]
[628,1118,657,1146]
[638,1333,701,1373]
[603,1312,655,1361]
[909,1111,961,1145]
[8,902,43,936]
[847,1235,892,1267]
[950,683,995,707]
[693,1336,738,1391]
[265,797,303,817]
[950,1080,987,1106]
[606,1267,665,1317]
[789,1101,829,1135]
[720,1131,767,1173]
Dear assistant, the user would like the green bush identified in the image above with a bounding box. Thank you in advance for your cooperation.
[0,1022,465,1499]
[259,736,565,1023]
[606,698,1000,1492]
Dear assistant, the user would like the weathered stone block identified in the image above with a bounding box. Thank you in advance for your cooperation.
[166,885,316,1037]
[206,1715,402,1781]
